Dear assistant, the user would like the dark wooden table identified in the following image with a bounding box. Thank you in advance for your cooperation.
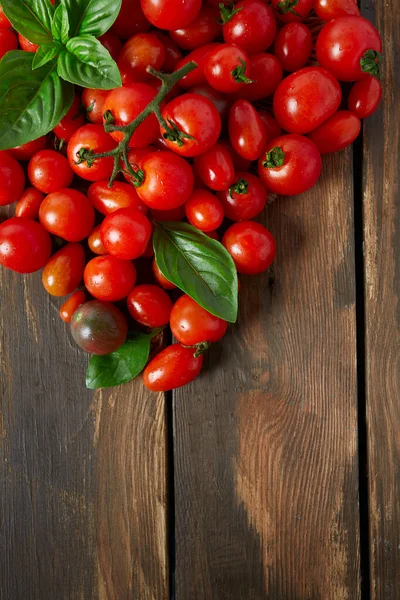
[1,1,399,598]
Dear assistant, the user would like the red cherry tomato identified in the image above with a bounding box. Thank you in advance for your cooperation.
[348,76,382,119]
[82,88,109,124]
[88,225,107,255]
[189,84,231,120]
[15,188,44,219]
[234,53,283,101]
[0,6,11,28]
[314,0,360,21]
[141,0,202,30]
[316,16,383,82]
[100,207,152,260]
[223,221,276,275]
[150,205,186,221]
[170,294,228,345]
[194,143,235,191]
[274,22,312,72]
[18,33,38,52]
[67,124,116,181]
[111,0,150,38]
[271,0,313,23]
[84,256,137,301]
[0,29,17,58]
[218,172,267,221]
[122,146,156,184]
[8,136,47,161]
[118,33,166,84]
[99,31,122,61]
[60,291,86,323]
[28,149,73,194]
[88,180,147,215]
[229,99,266,161]
[222,0,276,55]
[39,189,95,242]
[258,134,322,195]
[152,31,182,72]
[128,284,173,327]
[170,5,221,50]
[273,66,342,134]
[70,301,128,355]
[257,111,282,142]
[42,243,86,297]
[175,43,220,89]
[53,95,85,142]
[0,217,51,273]
[185,189,224,232]
[152,258,176,289]
[205,44,253,94]
[308,110,361,154]
[0,151,25,206]
[219,140,252,171]
[143,344,203,391]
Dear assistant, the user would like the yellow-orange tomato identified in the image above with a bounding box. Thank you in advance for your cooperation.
[88,225,107,255]
[59,291,86,323]
[42,243,86,297]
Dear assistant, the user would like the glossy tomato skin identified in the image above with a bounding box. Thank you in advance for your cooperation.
[0,6,11,28]
[0,217,51,273]
[234,53,282,101]
[15,188,44,219]
[229,99,266,161]
[39,189,95,242]
[222,0,276,55]
[111,0,150,38]
[258,134,322,195]
[314,0,360,21]
[70,300,128,355]
[137,151,194,209]
[99,31,122,61]
[219,140,252,172]
[118,33,166,84]
[316,16,382,82]
[175,43,220,89]
[308,110,361,154]
[127,284,173,327]
[257,111,282,142]
[88,225,107,255]
[60,291,86,323]
[204,44,253,94]
[194,143,235,191]
[274,22,312,72]
[82,88,109,124]
[189,84,231,121]
[0,151,25,206]
[53,95,85,142]
[0,29,17,58]
[18,33,38,52]
[67,124,116,181]
[271,0,313,22]
[217,172,267,221]
[143,344,203,392]
[122,146,156,184]
[152,32,182,71]
[170,294,228,345]
[273,66,342,134]
[141,0,202,30]
[100,207,152,260]
[28,149,73,194]
[42,243,86,297]
[185,189,224,232]
[223,221,276,275]
[170,6,221,50]
[348,76,382,118]
[88,180,147,215]
[9,136,47,161]
[84,256,137,301]
[152,258,176,289]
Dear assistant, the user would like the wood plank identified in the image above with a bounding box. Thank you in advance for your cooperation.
[361,0,400,597]
[173,151,361,598]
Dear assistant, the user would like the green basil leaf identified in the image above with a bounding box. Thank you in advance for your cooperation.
[0,0,55,45]
[60,0,122,37]
[32,42,60,69]
[153,222,238,323]
[51,4,69,43]
[57,35,122,90]
[86,333,152,390]
[0,50,74,150]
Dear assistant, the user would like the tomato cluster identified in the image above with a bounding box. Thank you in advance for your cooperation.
[0,0,383,392]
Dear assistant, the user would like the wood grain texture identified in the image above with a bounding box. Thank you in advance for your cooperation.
[361,0,400,597]
[173,151,361,599]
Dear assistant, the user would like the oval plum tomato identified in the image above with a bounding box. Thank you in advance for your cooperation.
[0,217,51,273]
[161,93,221,157]
[143,344,203,392]
[15,188,44,219]
[82,88,109,124]
[103,84,159,148]
[204,44,253,94]
[136,151,194,209]
[271,0,313,23]
[348,76,382,119]
[234,53,282,101]
[0,6,11,28]
[42,243,85,297]
[118,33,166,84]
[223,221,276,274]
[175,43,220,88]
[99,31,122,61]
[189,84,231,120]
[88,180,147,215]
[170,5,221,50]
[217,172,267,221]
[8,136,47,160]
[18,33,38,52]
[274,22,312,72]
[141,0,202,30]
[308,110,361,154]
[84,256,137,301]
[257,111,282,142]
[258,134,322,195]
[229,100,266,161]
[100,208,152,260]
[273,66,342,134]
[127,284,173,327]
[152,32,182,71]
[0,151,25,206]
[39,189,95,242]
[0,29,17,58]
[88,225,107,255]
[314,0,360,21]
[170,294,228,345]
[28,149,73,193]
[221,0,276,55]
[194,143,235,191]
[70,300,128,355]
[53,94,85,142]
[60,291,86,323]
[111,0,150,38]
[316,16,383,82]
[67,124,116,181]
[185,189,224,232]
[150,205,186,221]
[152,258,176,289]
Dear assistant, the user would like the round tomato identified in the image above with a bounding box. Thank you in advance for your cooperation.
[0,217,51,273]
[39,189,95,241]
[8,136,47,161]
[218,172,267,221]
[118,33,166,84]
[175,43,220,88]
[257,111,282,142]
[0,151,25,206]
[88,180,147,215]
[99,31,122,61]
[229,99,266,161]
[170,5,221,50]
[274,22,312,72]
[152,258,176,289]
[127,284,173,327]
[219,140,252,171]
[223,221,276,275]
[141,0,202,30]
[188,84,231,120]
[111,0,150,38]
[314,0,360,21]
[0,6,11,28]
[67,124,116,181]
[170,294,228,345]
[152,31,182,71]
[18,33,38,52]
[60,291,86,323]
[0,29,17,58]
[84,256,137,301]
[82,88,109,124]
[185,189,224,232]
[308,110,361,154]
[194,143,235,191]
[271,0,313,22]
[122,146,156,184]
[15,188,44,219]
[143,344,203,391]
[234,53,282,101]
[42,243,85,297]
[100,207,152,260]
[222,0,276,55]
[348,76,382,119]
[88,225,107,255]
[28,149,73,194]
[204,44,253,94]
[53,94,85,142]
[70,300,128,355]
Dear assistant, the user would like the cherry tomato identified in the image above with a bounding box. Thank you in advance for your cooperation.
[60,291,86,323]
[219,140,252,171]
[136,151,194,209]
[185,189,224,232]
[88,180,147,215]
[150,205,186,221]
[234,53,282,101]
[67,124,117,181]
[205,44,253,94]
[274,22,312,72]
[70,300,128,355]
[170,6,221,50]
[143,344,203,391]
[111,0,150,38]
[100,207,152,260]
[118,33,166,84]
[223,221,276,274]
[175,43,220,89]
[258,134,322,195]
[0,217,51,273]
[229,99,266,161]
[88,225,107,255]
[39,189,95,242]
[8,136,47,161]
[28,149,73,194]
[273,66,342,134]
[53,94,85,142]
[42,243,85,297]
[189,84,231,120]
[152,258,176,289]
[316,16,383,82]
[99,31,122,61]
[222,0,276,55]
[271,0,313,23]
[141,0,202,30]
[161,93,221,157]
[348,76,382,119]
[82,88,109,124]
[0,6,11,28]
[127,284,173,327]
[15,188,44,219]
[314,0,360,21]
[0,151,25,206]
[122,146,156,184]
[152,32,182,72]
[18,33,38,52]
[194,143,235,191]
[218,172,267,221]
[308,110,361,154]
[170,294,228,345]
[0,29,17,58]
[257,111,282,142]
[84,256,137,301]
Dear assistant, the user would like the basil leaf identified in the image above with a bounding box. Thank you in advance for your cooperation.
[0,0,55,45]
[86,334,152,390]
[60,0,122,38]
[153,222,238,323]
[0,50,74,150]
[57,35,122,90]
[32,42,60,69]
[51,4,69,44]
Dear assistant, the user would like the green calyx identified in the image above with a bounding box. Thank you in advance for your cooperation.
[162,119,196,148]
[276,0,300,15]
[231,59,253,85]
[230,178,249,195]
[263,146,285,169]
[360,50,382,78]
[218,1,243,24]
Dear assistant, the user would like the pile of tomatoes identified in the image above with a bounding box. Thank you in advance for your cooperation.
[0,0,383,392]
